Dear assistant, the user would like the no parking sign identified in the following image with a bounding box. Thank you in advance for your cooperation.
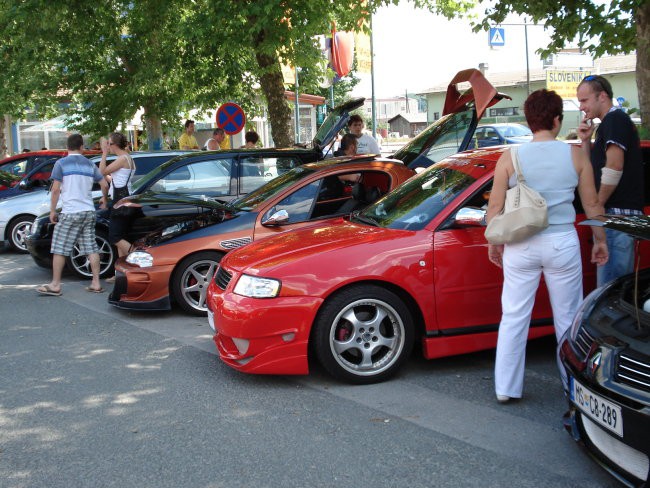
[216,102,246,135]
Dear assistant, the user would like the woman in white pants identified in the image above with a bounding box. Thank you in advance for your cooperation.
[486,89,609,403]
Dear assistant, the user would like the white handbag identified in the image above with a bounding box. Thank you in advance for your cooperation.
[484,146,548,245]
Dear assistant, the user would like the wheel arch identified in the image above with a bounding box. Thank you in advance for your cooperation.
[168,248,227,290]
[308,279,426,355]
[5,213,37,239]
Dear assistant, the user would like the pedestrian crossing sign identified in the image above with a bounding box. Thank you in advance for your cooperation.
[489,28,505,47]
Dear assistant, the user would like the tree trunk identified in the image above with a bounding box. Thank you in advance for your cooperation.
[255,51,293,148]
[144,108,163,150]
[636,2,650,137]
[0,116,6,157]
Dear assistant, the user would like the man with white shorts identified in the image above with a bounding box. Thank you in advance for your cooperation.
[37,134,109,296]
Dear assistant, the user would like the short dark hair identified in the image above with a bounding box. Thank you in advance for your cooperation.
[348,114,363,127]
[579,74,613,100]
[184,119,195,129]
[339,133,358,152]
[245,131,259,144]
[67,133,84,150]
[213,128,225,136]
[524,89,563,133]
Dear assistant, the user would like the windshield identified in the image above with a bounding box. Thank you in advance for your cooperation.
[356,164,477,231]
[230,165,317,210]
[498,124,532,137]
[392,109,475,168]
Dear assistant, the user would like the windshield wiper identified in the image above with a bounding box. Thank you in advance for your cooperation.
[352,212,379,227]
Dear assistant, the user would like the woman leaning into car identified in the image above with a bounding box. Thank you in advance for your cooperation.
[486,89,608,404]
[99,132,136,283]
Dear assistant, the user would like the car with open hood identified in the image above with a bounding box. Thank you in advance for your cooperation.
[16,150,186,260]
[108,156,414,315]
[204,131,650,385]
[560,214,650,488]
[25,98,365,276]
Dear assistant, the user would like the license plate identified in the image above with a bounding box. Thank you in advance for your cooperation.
[570,376,623,437]
[207,309,215,332]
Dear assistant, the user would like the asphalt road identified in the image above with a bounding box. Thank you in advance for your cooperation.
[0,248,619,488]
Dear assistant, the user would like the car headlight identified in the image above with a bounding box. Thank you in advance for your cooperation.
[569,286,605,341]
[30,220,40,235]
[233,274,280,298]
[126,250,154,268]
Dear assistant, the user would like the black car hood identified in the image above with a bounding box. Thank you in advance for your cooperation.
[581,215,650,240]
[120,190,232,211]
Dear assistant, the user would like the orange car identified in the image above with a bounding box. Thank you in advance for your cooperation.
[109,156,416,315]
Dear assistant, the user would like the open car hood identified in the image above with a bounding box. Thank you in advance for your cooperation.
[392,68,511,168]
[120,191,232,212]
[581,215,650,240]
[312,97,365,152]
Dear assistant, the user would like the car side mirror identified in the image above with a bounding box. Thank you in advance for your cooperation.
[455,206,486,227]
[262,209,289,226]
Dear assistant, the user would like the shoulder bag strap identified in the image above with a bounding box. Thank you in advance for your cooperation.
[510,146,527,185]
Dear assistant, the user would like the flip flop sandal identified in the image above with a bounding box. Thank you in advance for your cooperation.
[85,286,105,293]
[37,285,62,296]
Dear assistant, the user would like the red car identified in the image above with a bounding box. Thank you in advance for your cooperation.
[206,142,650,384]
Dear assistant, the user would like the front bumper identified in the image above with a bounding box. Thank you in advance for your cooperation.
[107,260,173,311]
[206,280,322,375]
[560,338,650,487]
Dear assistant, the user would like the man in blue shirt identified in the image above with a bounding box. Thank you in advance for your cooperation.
[37,134,109,296]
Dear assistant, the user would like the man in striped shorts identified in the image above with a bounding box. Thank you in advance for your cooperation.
[37,134,109,296]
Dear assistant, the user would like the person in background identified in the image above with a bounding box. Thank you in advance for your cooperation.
[242,130,259,148]
[22,148,30,153]
[347,114,380,155]
[178,119,199,150]
[99,132,136,283]
[576,74,644,286]
[37,133,109,296]
[333,133,358,156]
[205,128,226,150]
[486,89,608,404]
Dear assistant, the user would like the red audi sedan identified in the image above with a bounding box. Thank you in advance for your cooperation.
[206,144,650,384]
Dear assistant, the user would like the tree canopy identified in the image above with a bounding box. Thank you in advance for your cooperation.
[0,0,473,149]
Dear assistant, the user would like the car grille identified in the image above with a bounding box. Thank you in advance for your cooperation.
[573,327,596,360]
[581,415,649,482]
[214,266,232,290]
[220,237,252,250]
[617,353,650,394]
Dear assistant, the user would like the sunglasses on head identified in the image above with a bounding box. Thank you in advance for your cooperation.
[583,75,613,99]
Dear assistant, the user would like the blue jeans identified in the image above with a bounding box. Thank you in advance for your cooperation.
[597,228,635,287]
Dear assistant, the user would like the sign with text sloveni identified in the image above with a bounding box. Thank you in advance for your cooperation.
[546,70,591,99]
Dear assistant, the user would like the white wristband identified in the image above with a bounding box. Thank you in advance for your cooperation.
[601,167,622,186]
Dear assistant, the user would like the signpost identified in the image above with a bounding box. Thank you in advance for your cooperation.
[216,103,246,135]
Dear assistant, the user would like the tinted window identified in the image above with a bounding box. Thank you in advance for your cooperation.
[233,164,315,210]
[395,110,474,168]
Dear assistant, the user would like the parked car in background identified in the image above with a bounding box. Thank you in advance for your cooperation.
[0,149,99,199]
[205,135,650,384]
[5,151,185,255]
[560,215,650,488]
[109,156,415,315]
[471,123,533,148]
[26,98,366,276]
